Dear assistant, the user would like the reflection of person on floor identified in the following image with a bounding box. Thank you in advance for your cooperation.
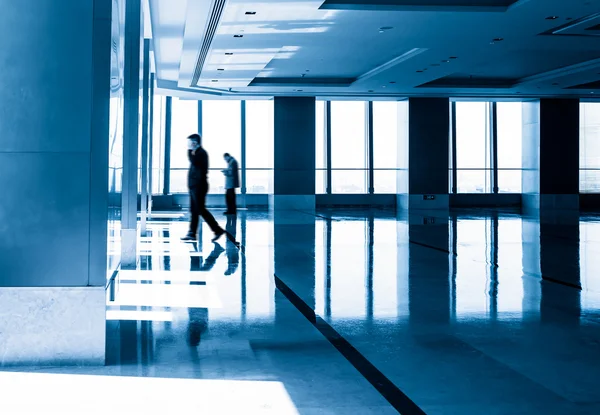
[187,306,209,347]
[225,215,239,276]
[200,242,224,271]
[221,153,240,215]
[188,255,210,347]
[181,133,225,242]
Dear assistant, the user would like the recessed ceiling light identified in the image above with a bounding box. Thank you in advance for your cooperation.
[297,89,303,92]
[449,56,458,59]
[211,80,218,82]
[382,85,387,88]
[234,34,243,38]
[545,16,559,20]
[416,70,424,73]
[552,82,559,85]
[442,60,450,63]
[225,52,233,55]
[492,37,504,42]
[379,26,393,31]
[368,90,374,93]
[389,81,396,84]
[245,11,256,15]
[217,68,225,71]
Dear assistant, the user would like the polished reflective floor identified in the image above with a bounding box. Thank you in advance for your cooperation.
[3,208,600,414]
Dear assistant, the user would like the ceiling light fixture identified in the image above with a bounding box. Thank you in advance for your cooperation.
[211,80,218,82]
[492,37,504,42]
[225,52,233,55]
[442,60,450,63]
[416,70,424,73]
[389,81,396,84]
[245,11,256,15]
[217,68,225,71]
[545,16,559,20]
[234,34,243,38]
[368,90,374,93]
[379,26,393,33]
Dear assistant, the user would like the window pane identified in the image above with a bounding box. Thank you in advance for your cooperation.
[497,102,522,169]
[456,102,489,169]
[374,170,396,193]
[170,98,198,169]
[202,100,241,194]
[246,170,272,194]
[580,103,600,192]
[580,170,600,193]
[170,169,187,193]
[456,102,490,193]
[246,100,273,168]
[331,101,366,169]
[316,101,326,169]
[498,170,521,193]
[457,170,490,193]
[373,101,398,169]
[331,170,366,193]
[316,169,326,194]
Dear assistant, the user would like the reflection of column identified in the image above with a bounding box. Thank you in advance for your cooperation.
[408,212,451,325]
[121,0,143,267]
[325,218,332,319]
[274,213,316,323]
[540,211,581,325]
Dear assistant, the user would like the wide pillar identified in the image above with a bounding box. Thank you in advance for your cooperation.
[270,97,316,211]
[0,0,111,364]
[399,98,450,211]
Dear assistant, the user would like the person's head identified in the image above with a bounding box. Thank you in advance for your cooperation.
[188,133,201,148]
[223,152,231,162]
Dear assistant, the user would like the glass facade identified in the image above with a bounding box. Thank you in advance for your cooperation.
[316,101,326,194]
[331,101,367,193]
[580,102,600,193]
[452,100,523,194]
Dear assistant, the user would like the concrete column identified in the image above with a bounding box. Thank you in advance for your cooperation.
[121,0,143,266]
[400,98,450,210]
[0,0,111,364]
[271,97,316,211]
[522,99,580,212]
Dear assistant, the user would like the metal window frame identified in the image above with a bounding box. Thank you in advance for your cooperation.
[325,101,332,194]
[491,102,499,194]
[366,101,375,194]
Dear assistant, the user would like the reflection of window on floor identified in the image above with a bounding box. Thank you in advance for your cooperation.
[580,222,600,293]
[580,102,600,193]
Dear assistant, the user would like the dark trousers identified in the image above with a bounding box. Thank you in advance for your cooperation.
[189,184,222,235]
[225,188,237,214]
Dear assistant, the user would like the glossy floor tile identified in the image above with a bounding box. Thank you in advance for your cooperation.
[4,208,600,414]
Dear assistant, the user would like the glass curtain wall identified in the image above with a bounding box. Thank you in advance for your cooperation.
[580,102,600,193]
[151,95,166,194]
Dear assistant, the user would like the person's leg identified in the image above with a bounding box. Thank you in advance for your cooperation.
[197,184,224,236]
[226,189,235,214]
[230,189,237,214]
[183,188,199,239]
